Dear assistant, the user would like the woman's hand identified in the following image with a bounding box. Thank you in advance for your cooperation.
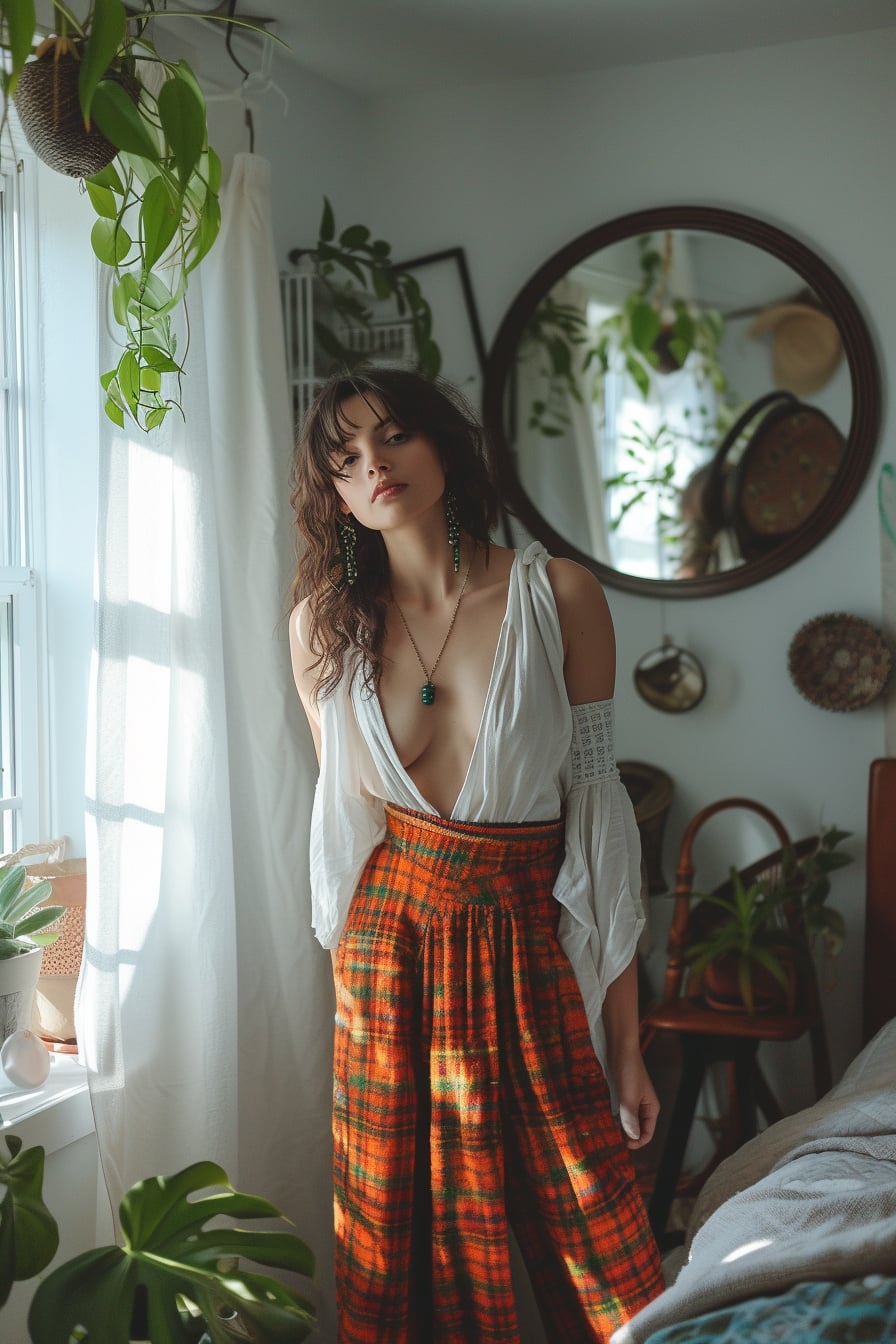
[612,1049,660,1150]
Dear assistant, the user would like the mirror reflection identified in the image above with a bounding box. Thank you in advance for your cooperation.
[485,208,880,596]
[512,231,848,580]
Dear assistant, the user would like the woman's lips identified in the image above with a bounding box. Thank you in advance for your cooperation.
[372,483,407,502]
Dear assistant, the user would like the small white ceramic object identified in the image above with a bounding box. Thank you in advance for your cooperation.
[1,1028,51,1089]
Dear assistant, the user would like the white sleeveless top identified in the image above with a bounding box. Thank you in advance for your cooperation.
[308,542,644,1072]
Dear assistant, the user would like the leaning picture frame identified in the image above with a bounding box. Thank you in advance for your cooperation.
[394,247,488,404]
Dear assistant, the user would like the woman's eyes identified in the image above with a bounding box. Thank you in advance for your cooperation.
[334,430,409,472]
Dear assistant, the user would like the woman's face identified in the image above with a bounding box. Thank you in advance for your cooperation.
[328,393,446,533]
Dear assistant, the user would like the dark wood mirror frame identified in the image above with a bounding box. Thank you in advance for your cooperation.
[482,206,881,598]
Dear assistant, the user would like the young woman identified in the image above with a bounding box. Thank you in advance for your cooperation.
[289,367,663,1344]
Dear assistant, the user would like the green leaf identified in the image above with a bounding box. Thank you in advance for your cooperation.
[78,0,127,125]
[111,273,140,326]
[0,1137,59,1306]
[29,1161,316,1344]
[822,825,853,848]
[339,224,370,248]
[135,272,178,316]
[104,396,126,428]
[628,298,662,354]
[85,180,119,220]
[91,217,132,267]
[117,350,140,411]
[157,71,206,185]
[319,196,335,242]
[185,191,221,273]
[1,872,54,926]
[92,78,161,162]
[0,865,27,912]
[140,175,182,272]
[624,353,650,399]
[138,366,162,393]
[206,145,222,194]
[141,346,181,373]
[2,0,36,92]
[13,906,64,939]
[144,406,169,431]
[88,161,125,195]
[666,338,690,367]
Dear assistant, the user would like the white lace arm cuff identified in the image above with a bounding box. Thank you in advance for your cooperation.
[553,699,644,1089]
[570,699,620,785]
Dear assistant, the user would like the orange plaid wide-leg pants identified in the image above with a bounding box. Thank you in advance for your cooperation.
[332,805,663,1344]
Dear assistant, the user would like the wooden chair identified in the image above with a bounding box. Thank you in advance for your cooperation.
[640,798,831,1246]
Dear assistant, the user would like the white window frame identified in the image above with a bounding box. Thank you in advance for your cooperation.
[0,119,48,852]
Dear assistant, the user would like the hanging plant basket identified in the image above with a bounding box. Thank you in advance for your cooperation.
[14,49,120,178]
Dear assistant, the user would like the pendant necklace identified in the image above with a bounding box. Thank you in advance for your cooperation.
[394,551,475,705]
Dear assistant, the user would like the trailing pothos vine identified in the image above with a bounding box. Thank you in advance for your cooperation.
[0,0,276,432]
[293,196,442,380]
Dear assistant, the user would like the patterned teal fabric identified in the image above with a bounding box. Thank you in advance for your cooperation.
[644,1276,896,1342]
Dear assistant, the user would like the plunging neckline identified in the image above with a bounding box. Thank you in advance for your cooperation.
[369,552,518,820]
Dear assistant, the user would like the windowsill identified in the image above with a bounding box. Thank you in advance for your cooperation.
[0,1053,94,1154]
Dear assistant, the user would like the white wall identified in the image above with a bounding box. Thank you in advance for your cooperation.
[203,46,370,270]
[348,26,896,1097]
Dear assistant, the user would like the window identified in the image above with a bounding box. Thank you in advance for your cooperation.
[0,146,41,852]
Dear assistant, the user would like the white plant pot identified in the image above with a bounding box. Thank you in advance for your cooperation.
[0,945,44,1046]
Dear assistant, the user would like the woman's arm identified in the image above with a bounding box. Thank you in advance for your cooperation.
[547,558,659,1149]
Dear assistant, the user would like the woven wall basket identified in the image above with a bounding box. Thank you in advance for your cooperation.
[14,50,119,178]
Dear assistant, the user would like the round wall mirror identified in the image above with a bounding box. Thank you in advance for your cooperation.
[483,207,880,596]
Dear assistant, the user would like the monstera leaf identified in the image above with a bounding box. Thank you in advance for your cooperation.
[28,1159,315,1343]
[0,1134,59,1307]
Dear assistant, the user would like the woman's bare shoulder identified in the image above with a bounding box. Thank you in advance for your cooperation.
[545,557,615,699]
[545,556,611,618]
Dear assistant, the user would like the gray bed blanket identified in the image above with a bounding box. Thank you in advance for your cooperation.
[612,1018,896,1343]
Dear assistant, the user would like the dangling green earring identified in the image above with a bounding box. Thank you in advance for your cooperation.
[445,490,460,572]
[337,515,358,586]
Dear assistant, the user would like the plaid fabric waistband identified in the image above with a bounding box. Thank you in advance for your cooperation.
[383,804,564,887]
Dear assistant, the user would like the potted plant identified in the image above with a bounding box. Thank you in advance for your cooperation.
[0,0,276,432]
[685,865,796,1015]
[0,862,63,1044]
[290,195,442,380]
[685,825,852,1015]
[0,1128,316,1342]
[591,232,730,401]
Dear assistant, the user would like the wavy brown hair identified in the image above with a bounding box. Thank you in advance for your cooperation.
[290,366,498,699]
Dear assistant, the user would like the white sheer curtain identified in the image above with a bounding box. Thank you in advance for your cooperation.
[78,153,335,1334]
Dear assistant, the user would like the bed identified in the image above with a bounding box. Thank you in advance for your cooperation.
[612,758,896,1343]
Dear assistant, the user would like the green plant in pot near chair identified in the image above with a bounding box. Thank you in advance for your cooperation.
[683,823,852,1016]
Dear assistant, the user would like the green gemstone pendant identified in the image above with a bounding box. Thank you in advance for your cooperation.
[421,682,435,706]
